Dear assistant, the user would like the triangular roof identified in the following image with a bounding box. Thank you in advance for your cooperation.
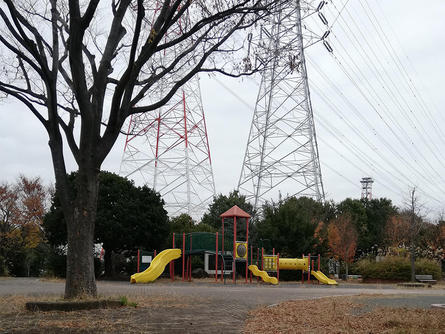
[220,205,251,218]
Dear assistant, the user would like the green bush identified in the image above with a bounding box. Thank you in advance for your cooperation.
[415,258,442,280]
[356,256,442,281]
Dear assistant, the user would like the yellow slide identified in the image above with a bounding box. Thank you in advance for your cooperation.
[311,270,338,285]
[130,249,181,283]
[248,265,278,285]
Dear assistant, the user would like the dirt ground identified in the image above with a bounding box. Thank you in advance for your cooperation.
[0,278,444,333]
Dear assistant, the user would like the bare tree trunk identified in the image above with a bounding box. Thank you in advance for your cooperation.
[410,243,415,282]
[64,169,98,299]
[345,262,349,279]
[410,188,416,282]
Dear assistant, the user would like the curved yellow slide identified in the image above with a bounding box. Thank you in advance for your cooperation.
[248,265,278,285]
[130,249,181,283]
[311,270,338,285]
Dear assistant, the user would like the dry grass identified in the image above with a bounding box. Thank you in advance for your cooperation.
[39,277,66,283]
[2,292,444,333]
[243,295,445,334]
[0,294,211,333]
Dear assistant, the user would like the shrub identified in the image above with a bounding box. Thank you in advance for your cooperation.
[356,256,442,281]
[415,258,442,280]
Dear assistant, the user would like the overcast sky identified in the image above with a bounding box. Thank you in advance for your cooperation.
[1,0,444,220]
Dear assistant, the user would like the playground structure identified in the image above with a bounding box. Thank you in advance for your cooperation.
[131,205,337,285]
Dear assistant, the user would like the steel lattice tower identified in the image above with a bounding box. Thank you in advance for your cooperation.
[238,0,325,210]
[120,4,215,220]
[360,177,374,200]
[120,75,215,220]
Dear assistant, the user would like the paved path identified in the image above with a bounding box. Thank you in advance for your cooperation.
[1,278,444,333]
[1,278,444,305]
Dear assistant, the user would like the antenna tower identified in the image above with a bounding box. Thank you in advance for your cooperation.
[238,0,327,210]
[119,4,215,220]
[360,177,374,200]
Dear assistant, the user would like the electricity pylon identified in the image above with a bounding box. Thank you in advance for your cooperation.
[120,75,215,220]
[119,4,215,220]
[238,0,327,211]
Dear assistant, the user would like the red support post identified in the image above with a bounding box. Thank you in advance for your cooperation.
[277,253,280,282]
[182,232,185,281]
[233,216,237,284]
[221,218,224,282]
[257,248,260,282]
[308,253,311,283]
[189,257,192,280]
[312,259,315,284]
[250,244,253,283]
[189,234,192,282]
[186,256,190,280]
[215,232,218,282]
[245,217,249,283]
[137,249,140,273]
[318,254,320,284]
[261,247,264,271]
[272,248,275,279]
[154,249,157,257]
[171,233,175,281]
[302,254,304,284]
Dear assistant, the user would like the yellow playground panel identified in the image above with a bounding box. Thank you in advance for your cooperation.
[235,241,248,259]
[263,255,277,271]
[278,257,308,271]
[263,255,309,271]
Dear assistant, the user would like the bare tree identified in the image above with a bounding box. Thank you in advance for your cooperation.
[405,188,423,282]
[0,0,283,298]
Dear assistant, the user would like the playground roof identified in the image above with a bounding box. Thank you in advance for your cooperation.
[220,205,251,218]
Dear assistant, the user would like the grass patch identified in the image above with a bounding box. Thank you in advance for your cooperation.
[119,296,137,307]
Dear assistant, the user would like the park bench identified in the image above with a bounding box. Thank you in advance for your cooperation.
[415,274,436,284]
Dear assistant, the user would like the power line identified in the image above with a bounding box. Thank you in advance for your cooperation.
[307,58,444,204]
[324,3,445,184]
[347,0,445,168]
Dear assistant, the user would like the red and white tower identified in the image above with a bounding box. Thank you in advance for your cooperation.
[120,75,215,220]
[119,3,215,220]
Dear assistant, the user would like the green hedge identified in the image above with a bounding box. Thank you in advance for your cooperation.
[356,257,442,281]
